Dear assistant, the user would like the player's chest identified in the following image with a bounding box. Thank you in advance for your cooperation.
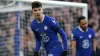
[77,32,93,40]
[33,23,50,33]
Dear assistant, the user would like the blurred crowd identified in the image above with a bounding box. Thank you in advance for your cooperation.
[0,12,16,56]
[0,0,100,56]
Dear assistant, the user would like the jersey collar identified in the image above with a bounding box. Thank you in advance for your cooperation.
[37,15,45,23]
[78,26,88,32]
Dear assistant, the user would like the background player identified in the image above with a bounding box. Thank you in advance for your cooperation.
[71,16,96,56]
[30,1,68,56]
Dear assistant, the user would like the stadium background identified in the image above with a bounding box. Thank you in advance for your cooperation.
[0,0,100,56]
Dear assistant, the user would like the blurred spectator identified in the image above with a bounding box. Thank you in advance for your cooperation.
[0,30,9,56]
[96,0,100,6]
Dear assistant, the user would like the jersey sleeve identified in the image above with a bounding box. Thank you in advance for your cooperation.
[92,30,96,39]
[48,17,60,32]
[30,24,41,52]
[71,30,77,41]
[48,17,68,50]
[58,28,68,50]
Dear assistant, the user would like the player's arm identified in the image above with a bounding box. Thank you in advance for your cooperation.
[30,26,41,56]
[92,38,96,51]
[58,28,68,56]
[33,31,41,56]
[49,17,68,56]
[34,31,41,52]
[92,31,96,56]
[50,21,68,50]
[71,33,76,56]
[33,30,41,56]
[58,28,68,50]
[71,40,76,56]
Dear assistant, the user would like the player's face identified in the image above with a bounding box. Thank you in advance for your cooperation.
[79,19,88,31]
[32,7,43,19]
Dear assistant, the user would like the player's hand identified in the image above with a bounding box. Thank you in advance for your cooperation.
[92,51,96,56]
[33,51,39,56]
[61,50,67,56]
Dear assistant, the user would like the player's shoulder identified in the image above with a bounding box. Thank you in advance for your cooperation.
[88,27,93,30]
[30,19,37,28]
[45,15,55,21]
[44,15,56,25]
[72,27,79,32]
[87,27,95,32]
[72,27,80,35]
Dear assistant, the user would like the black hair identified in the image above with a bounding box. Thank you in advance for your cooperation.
[31,1,42,9]
[77,16,86,23]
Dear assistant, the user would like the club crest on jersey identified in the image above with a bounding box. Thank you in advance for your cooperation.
[88,34,92,38]
[44,26,48,30]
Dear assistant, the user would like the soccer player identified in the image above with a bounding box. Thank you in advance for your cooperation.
[30,1,68,56]
[71,16,96,56]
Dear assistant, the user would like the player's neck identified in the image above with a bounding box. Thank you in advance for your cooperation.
[37,14,44,23]
[78,26,88,32]
[82,28,87,32]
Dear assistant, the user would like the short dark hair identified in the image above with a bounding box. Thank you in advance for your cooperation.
[31,1,42,9]
[77,16,86,23]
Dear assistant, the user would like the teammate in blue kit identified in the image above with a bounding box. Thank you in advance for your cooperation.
[71,16,96,56]
[30,1,68,56]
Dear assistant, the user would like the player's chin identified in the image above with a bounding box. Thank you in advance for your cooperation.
[85,27,88,30]
[36,15,41,18]
[35,16,40,19]
[83,27,87,29]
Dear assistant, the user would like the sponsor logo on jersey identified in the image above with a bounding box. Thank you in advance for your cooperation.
[82,39,89,49]
[40,33,49,42]
[48,54,53,56]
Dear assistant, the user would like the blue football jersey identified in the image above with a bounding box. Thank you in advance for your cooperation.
[30,15,65,52]
[71,26,95,56]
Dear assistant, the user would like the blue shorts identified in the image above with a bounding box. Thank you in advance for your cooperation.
[47,43,63,56]
[76,52,92,56]
[76,54,92,56]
